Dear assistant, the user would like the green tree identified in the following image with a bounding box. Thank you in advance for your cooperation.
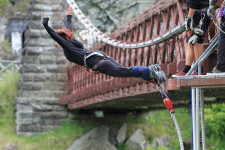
[205,103,225,139]
[0,0,8,13]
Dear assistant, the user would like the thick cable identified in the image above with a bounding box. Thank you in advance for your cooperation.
[66,0,185,49]
[200,89,206,150]
[171,113,184,150]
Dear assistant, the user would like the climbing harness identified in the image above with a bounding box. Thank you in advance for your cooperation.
[200,12,206,40]
[187,9,208,45]
[190,10,207,36]
[150,81,184,150]
[84,51,109,74]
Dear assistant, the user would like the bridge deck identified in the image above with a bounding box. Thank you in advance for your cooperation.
[62,75,225,110]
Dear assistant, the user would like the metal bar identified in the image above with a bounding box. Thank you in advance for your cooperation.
[192,88,196,150]
[0,60,20,63]
[196,88,200,150]
[198,65,202,75]
[198,41,218,66]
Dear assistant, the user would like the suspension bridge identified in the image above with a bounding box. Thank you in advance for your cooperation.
[14,0,225,148]
[52,0,225,149]
[59,0,225,110]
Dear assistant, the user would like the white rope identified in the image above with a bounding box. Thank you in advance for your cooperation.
[212,18,225,34]
[171,113,184,150]
[211,1,225,34]
[66,0,185,49]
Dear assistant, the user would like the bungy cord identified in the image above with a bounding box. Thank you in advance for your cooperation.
[153,83,184,150]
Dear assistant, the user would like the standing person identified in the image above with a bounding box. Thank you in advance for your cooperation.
[207,0,225,74]
[42,6,167,84]
[173,0,210,77]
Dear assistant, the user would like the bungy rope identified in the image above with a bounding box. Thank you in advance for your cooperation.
[150,82,184,150]
[66,0,186,49]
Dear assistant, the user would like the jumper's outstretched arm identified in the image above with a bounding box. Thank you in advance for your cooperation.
[66,6,73,31]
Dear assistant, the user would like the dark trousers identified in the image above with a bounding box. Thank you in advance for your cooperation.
[216,17,225,72]
[86,55,132,77]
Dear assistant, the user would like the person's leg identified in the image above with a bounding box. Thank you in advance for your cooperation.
[96,60,166,83]
[108,56,125,67]
[193,43,204,62]
[186,45,195,66]
[216,17,225,72]
[193,43,204,73]
[96,59,132,77]
[172,44,194,77]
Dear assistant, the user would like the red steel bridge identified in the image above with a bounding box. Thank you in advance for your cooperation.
[59,0,225,110]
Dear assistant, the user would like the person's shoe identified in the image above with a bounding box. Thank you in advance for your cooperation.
[149,65,167,83]
[190,71,198,76]
[172,71,186,77]
[149,64,161,72]
[207,68,225,75]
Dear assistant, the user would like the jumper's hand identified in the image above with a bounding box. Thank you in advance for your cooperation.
[45,14,49,18]
[66,6,73,16]
[185,16,193,31]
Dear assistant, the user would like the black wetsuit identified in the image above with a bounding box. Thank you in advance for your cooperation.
[42,15,132,77]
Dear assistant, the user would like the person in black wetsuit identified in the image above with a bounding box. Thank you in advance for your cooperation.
[42,6,167,83]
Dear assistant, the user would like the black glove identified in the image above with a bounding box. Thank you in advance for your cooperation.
[185,16,193,31]
[188,34,198,46]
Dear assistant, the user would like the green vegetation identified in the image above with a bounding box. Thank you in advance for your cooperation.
[0,39,12,56]
[124,109,191,150]
[205,103,225,150]
[0,0,8,14]
[0,73,95,149]
[0,73,224,149]
[1,0,30,19]
[205,103,225,139]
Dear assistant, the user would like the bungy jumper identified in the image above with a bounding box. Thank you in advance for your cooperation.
[65,0,185,149]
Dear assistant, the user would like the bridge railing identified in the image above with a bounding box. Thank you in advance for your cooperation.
[0,59,21,79]
[60,0,219,108]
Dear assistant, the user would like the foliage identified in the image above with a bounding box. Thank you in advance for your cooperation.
[146,147,168,150]
[1,0,30,19]
[205,103,225,139]
[18,120,94,150]
[206,135,225,150]
[0,73,95,150]
[0,39,12,55]
[0,73,19,120]
[117,143,129,150]
[0,0,8,14]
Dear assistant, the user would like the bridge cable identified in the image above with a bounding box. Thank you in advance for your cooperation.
[66,0,186,49]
